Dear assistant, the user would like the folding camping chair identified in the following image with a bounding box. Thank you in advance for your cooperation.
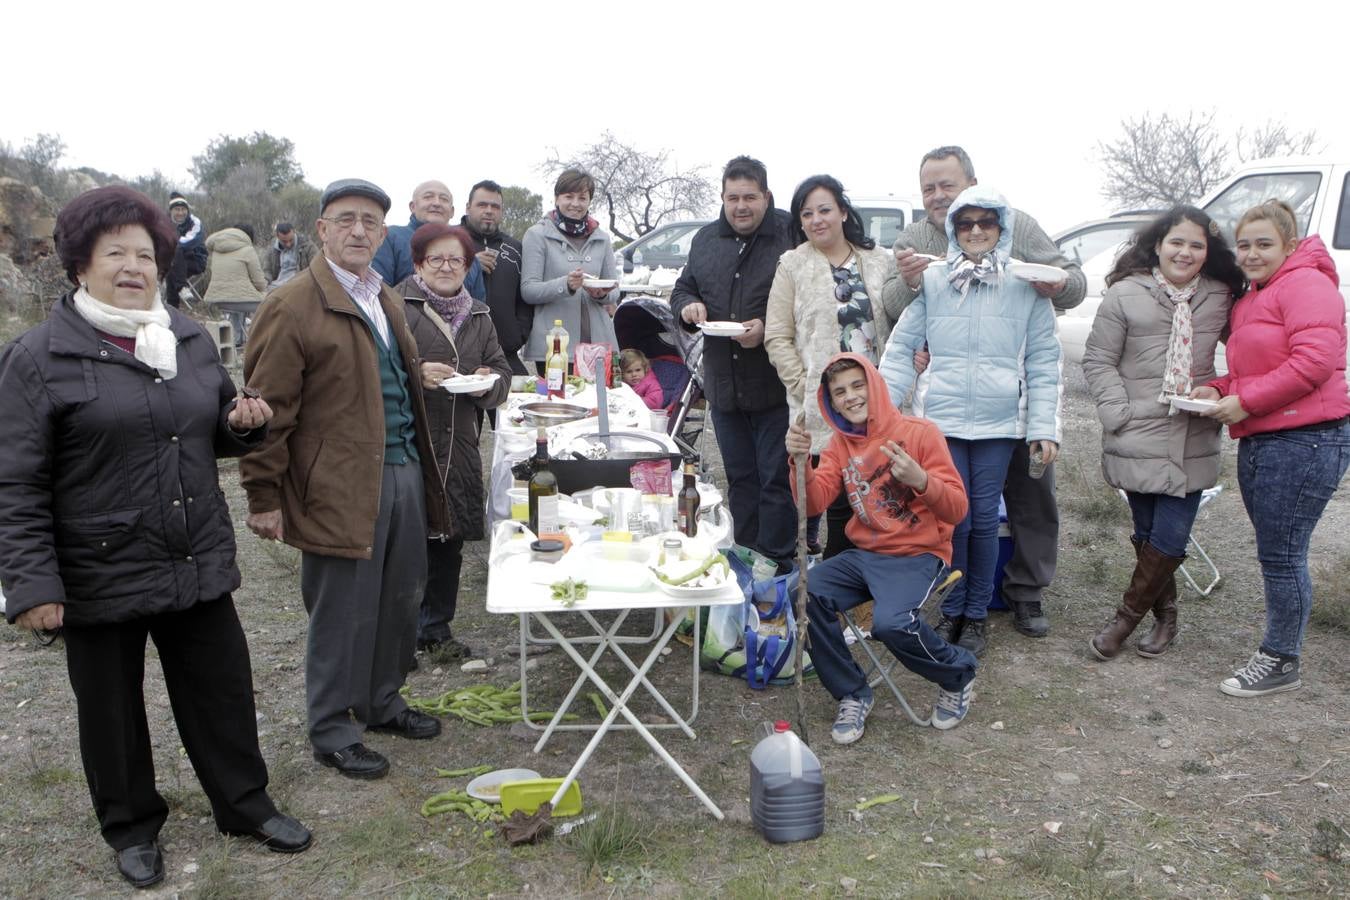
[839,568,964,728]
[1116,485,1223,597]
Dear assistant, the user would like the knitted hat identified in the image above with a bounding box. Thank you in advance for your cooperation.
[319,178,392,214]
[168,192,191,211]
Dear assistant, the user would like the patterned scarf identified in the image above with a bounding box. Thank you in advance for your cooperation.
[946,254,1002,304]
[549,208,598,238]
[72,285,179,379]
[413,274,473,335]
[1152,267,1200,414]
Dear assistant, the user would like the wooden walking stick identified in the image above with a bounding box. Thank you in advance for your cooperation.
[791,413,811,745]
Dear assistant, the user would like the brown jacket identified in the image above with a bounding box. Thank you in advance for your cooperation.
[1082,273,1232,497]
[398,277,512,541]
[240,255,449,558]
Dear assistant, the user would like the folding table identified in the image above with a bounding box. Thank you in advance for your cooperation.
[486,553,741,819]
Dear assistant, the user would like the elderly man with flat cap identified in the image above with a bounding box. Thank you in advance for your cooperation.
[241,178,449,780]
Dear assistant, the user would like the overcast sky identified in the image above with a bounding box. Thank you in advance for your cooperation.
[7,1,1347,235]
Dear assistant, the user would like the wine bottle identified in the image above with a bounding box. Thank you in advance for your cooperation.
[528,427,558,536]
[545,334,566,399]
[610,349,622,388]
[677,461,700,537]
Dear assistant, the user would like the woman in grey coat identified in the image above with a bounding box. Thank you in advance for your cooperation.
[1082,206,1245,661]
[520,168,619,364]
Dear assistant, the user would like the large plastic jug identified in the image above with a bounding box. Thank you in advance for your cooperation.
[750,720,825,843]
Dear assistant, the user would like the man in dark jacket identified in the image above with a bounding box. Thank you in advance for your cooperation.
[262,223,318,289]
[371,179,484,298]
[460,179,530,376]
[166,192,206,308]
[671,156,797,568]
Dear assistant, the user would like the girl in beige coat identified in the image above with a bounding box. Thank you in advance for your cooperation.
[765,175,897,559]
[1082,206,1245,660]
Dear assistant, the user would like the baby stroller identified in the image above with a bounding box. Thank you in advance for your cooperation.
[613,294,707,464]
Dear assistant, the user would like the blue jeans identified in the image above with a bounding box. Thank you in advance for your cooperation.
[944,438,1018,621]
[805,550,978,697]
[1125,490,1203,559]
[1238,422,1350,657]
[711,404,796,563]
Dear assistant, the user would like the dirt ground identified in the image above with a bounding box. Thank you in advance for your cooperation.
[1,363,1348,898]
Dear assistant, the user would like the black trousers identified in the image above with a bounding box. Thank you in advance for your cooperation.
[63,596,276,850]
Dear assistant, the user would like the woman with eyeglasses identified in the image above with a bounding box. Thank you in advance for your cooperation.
[1082,206,1243,662]
[765,175,898,559]
[396,223,511,662]
[521,168,619,368]
[878,186,1061,658]
[1196,200,1350,697]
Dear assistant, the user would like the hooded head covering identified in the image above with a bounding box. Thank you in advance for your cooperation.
[944,185,1015,299]
[816,352,903,443]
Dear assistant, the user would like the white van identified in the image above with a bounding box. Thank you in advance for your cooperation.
[1058,157,1350,365]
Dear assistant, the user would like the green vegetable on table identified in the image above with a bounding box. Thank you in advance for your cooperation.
[551,577,588,607]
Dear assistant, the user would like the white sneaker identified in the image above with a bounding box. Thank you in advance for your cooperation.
[831,693,874,745]
[932,678,975,730]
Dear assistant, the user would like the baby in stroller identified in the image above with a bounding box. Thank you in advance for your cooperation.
[620,349,665,410]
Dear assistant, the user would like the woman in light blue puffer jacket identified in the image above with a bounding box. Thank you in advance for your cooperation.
[879,186,1062,658]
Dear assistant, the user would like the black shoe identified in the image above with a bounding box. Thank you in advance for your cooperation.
[314,742,390,779]
[116,841,164,889]
[418,634,474,662]
[1011,600,1050,638]
[934,614,963,644]
[222,812,313,853]
[957,618,989,658]
[369,708,441,740]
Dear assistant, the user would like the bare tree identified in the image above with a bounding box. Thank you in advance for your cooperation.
[542,132,715,244]
[1236,120,1321,163]
[1096,111,1230,209]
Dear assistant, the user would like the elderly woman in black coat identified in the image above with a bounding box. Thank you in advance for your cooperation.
[397,223,511,661]
[0,187,310,889]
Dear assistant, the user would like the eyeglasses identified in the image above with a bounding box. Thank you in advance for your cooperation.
[423,255,468,271]
[954,215,1000,234]
[321,213,384,232]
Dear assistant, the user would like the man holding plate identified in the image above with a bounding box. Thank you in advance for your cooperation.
[880,146,1084,639]
[672,156,798,570]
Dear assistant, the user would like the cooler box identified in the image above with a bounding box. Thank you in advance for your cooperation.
[991,496,1014,610]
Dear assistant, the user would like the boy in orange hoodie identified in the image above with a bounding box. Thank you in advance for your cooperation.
[786,353,978,742]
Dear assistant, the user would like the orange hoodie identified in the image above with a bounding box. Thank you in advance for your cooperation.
[789,352,968,565]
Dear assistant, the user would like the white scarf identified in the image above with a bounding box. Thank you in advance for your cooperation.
[72,285,179,379]
[1151,267,1200,415]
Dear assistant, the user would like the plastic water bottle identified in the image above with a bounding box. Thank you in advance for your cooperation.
[750,720,825,843]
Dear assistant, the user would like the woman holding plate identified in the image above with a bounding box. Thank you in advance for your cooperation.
[877,186,1061,658]
[521,169,620,367]
[1195,200,1350,697]
[1082,206,1243,661]
[765,174,897,559]
[398,223,512,660]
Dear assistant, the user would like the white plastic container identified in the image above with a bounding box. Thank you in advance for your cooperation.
[749,721,825,843]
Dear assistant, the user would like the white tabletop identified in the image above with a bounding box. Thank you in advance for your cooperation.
[485,558,741,614]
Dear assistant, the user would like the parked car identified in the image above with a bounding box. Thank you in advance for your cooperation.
[1057,158,1350,366]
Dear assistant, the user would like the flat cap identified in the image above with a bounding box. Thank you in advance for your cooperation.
[319,178,392,214]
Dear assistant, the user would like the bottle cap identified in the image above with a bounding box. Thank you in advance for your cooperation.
[530,539,565,553]
[774,720,791,733]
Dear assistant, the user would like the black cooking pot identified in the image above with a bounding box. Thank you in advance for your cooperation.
[548,431,682,494]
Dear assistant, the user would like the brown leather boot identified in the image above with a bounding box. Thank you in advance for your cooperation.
[1136,560,1180,657]
[1090,542,1180,660]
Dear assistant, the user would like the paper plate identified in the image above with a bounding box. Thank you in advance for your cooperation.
[1008,262,1068,284]
[582,278,618,290]
[698,321,747,337]
[466,768,541,802]
[1167,395,1218,413]
[441,372,500,394]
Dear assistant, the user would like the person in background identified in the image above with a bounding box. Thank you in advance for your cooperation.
[242,178,448,780]
[1082,206,1243,660]
[1196,200,1350,697]
[165,192,206,308]
[671,155,798,570]
[395,223,512,661]
[880,146,1083,639]
[520,169,619,367]
[201,222,267,346]
[765,174,898,561]
[0,186,310,890]
[786,353,975,743]
[879,186,1061,659]
[620,348,664,410]
[262,222,318,289]
[461,179,531,377]
[372,180,484,298]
